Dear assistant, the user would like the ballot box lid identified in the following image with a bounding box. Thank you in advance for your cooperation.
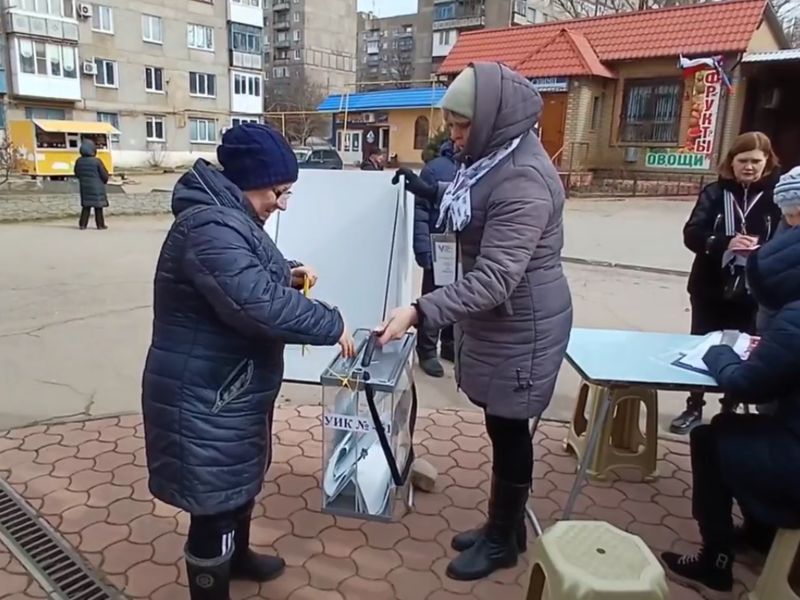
[320,328,416,392]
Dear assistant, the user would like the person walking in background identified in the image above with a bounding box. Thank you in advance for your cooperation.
[360,148,385,171]
[141,123,354,600]
[413,138,458,377]
[671,131,782,435]
[74,139,109,230]
[387,62,572,581]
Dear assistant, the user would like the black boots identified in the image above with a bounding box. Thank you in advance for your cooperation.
[661,547,734,599]
[186,549,233,600]
[446,476,530,581]
[451,519,527,552]
[231,509,285,582]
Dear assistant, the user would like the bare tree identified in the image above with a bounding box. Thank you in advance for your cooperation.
[554,0,798,22]
[386,38,416,89]
[264,74,328,145]
[0,138,20,186]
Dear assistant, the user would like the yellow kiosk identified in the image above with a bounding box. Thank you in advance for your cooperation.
[7,119,119,178]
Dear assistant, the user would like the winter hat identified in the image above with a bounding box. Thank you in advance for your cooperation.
[217,123,298,191]
[440,66,476,120]
[774,166,800,214]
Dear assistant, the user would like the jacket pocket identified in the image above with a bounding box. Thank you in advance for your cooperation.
[212,358,254,414]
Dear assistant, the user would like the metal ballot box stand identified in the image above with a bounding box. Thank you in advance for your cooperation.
[320,328,417,522]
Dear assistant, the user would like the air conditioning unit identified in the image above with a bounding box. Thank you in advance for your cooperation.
[81,60,97,75]
[77,3,92,18]
[363,112,376,123]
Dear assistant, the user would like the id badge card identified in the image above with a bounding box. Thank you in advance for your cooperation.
[431,233,457,286]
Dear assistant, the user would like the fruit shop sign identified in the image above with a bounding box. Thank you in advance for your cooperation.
[685,70,723,155]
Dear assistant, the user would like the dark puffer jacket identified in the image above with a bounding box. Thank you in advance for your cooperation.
[73,140,109,208]
[702,224,800,529]
[413,140,458,269]
[141,159,344,516]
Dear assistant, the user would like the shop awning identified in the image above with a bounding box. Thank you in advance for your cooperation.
[32,119,120,135]
[742,49,800,64]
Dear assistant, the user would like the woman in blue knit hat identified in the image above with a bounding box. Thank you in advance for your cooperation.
[141,123,355,600]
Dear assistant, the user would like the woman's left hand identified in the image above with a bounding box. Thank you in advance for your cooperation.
[376,306,418,346]
[291,265,318,290]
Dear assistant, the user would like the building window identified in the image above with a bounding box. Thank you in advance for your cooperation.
[590,95,603,131]
[232,0,260,5]
[145,66,164,93]
[189,72,216,97]
[437,30,453,45]
[527,7,538,23]
[25,107,66,119]
[293,49,301,60]
[293,12,300,22]
[92,5,114,34]
[19,0,71,17]
[232,116,260,127]
[231,23,261,54]
[292,29,301,42]
[94,58,117,88]
[234,72,261,96]
[187,24,214,51]
[414,116,429,150]
[190,118,217,144]
[145,115,165,141]
[96,111,119,129]
[620,78,682,144]
[435,4,455,20]
[142,14,163,44]
[272,66,288,79]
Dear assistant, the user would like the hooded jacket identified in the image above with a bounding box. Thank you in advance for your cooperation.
[73,140,109,208]
[416,62,573,420]
[702,225,800,528]
[413,140,459,269]
[141,159,344,515]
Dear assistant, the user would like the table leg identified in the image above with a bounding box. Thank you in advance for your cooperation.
[525,415,544,537]
[562,386,612,519]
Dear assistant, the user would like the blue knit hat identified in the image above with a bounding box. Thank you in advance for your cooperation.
[217,123,299,191]
[774,166,800,213]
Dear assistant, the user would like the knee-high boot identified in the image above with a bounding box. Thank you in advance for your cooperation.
[446,475,530,581]
[185,547,232,600]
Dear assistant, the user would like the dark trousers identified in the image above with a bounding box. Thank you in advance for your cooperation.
[485,413,533,485]
[187,500,254,560]
[417,269,454,359]
[690,421,735,551]
[79,207,106,229]
[687,295,757,409]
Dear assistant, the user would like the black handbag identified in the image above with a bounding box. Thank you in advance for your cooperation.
[722,263,749,302]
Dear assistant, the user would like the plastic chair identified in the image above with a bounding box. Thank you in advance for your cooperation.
[748,528,800,600]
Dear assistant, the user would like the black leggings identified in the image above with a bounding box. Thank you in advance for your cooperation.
[187,500,253,560]
[485,414,533,485]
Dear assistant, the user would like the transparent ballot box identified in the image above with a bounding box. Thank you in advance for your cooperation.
[320,328,417,522]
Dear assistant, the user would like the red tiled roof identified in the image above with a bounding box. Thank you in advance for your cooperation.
[510,28,617,78]
[439,0,770,76]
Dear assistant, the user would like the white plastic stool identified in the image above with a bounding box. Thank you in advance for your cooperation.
[748,528,800,600]
[525,521,669,600]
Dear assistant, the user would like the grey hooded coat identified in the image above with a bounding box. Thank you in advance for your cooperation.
[416,62,573,420]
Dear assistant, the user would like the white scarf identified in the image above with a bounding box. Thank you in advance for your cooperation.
[436,135,523,232]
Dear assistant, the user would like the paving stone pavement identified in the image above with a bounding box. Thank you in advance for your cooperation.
[0,408,764,600]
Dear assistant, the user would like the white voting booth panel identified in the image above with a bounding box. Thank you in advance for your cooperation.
[265,170,415,384]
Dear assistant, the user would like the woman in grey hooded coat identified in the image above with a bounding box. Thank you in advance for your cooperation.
[384,62,573,581]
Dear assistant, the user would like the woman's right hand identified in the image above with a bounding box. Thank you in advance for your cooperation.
[728,234,759,252]
[338,325,356,359]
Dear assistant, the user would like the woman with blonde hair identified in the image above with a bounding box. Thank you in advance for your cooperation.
[670,131,782,435]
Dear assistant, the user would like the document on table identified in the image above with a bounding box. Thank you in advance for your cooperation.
[673,331,759,375]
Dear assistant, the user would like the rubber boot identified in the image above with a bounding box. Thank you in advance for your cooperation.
[446,476,530,581]
[185,549,232,600]
[230,508,285,582]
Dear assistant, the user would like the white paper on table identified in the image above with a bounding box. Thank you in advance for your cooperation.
[676,331,756,373]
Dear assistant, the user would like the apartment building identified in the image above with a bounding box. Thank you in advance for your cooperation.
[0,0,267,168]
[356,11,429,90]
[421,0,565,72]
[264,0,356,105]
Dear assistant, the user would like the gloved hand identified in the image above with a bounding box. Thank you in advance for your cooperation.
[392,168,437,201]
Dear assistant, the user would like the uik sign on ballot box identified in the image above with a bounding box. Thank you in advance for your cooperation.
[320,329,417,522]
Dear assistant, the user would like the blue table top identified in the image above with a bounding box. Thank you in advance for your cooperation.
[566,328,720,392]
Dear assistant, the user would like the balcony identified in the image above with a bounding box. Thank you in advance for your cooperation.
[4,9,79,42]
[274,19,290,30]
[230,50,262,70]
[363,30,380,41]
[273,1,290,10]
[229,0,263,27]
[274,38,290,49]
[432,14,485,30]
[8,37,81,101]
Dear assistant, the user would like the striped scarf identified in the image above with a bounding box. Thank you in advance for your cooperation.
[436,135,523,232]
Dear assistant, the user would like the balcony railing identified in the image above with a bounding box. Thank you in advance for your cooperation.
[432,13,485,30]
[274,19,290,30]
[4,10,79,41]
[273,2,290,10]
[231,50,262,70]
[274,38,290,48]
